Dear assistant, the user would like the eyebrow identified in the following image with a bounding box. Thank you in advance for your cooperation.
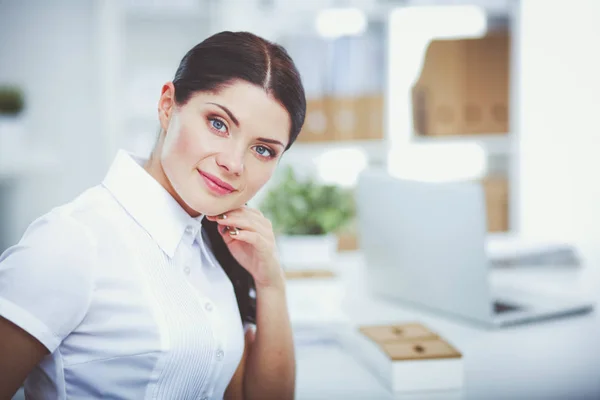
[207,102,240,127]
[207,102,286,149]
[257,137,286,148]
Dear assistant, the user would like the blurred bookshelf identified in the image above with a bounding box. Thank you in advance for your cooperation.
[410,27,512,233]
[286,13,513,235]
[412,133,510,156]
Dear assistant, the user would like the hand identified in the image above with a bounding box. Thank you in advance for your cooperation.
[206,206,284,290]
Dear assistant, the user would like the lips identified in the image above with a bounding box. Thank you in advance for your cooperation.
[198,170,236,196]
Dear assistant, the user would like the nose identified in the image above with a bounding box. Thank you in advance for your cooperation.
[216,146,244,176]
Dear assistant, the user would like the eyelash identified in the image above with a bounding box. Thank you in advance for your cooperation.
[206,116,278,160]
[208,116,228,136]
[253,145,277,159]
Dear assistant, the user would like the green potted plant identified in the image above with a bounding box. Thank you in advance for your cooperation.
[260,165,355,269]
[0,86,25,116]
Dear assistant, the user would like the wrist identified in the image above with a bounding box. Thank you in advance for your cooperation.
[255,266,286,293]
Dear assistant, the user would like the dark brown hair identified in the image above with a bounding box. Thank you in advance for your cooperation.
[175,31,306,325]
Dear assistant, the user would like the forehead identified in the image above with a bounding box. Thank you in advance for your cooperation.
[188,81,291,144]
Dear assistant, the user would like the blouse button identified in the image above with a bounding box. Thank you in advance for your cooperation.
[184,266,191,275]
[204,302,213,312]
[216,349,224,361]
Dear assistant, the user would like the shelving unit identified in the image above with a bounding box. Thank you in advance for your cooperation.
[384,4,514,232]
[286,139,387,167]
[411,133,511,157]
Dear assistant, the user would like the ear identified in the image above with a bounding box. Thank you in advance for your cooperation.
[158,82,176,133]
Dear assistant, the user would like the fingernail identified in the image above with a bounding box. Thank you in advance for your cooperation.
[218,214,227,220]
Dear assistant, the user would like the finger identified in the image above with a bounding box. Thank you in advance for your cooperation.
[212,216,255,232]
[244,206,263,217]
[210,213,271,234]
[205,207,245,220]
[217,225,237,245]
[226,229,262,247]
[206,206,262,221]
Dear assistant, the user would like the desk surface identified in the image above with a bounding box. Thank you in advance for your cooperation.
[293,253,600,400]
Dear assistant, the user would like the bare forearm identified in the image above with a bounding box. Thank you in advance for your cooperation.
[244,281,295,400]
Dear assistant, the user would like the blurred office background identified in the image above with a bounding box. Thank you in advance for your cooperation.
[3,1,600,399]
[1,0,600,284]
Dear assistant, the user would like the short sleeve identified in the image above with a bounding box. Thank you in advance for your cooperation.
[0,212,97,352]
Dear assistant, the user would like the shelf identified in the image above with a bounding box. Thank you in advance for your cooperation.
[411,133,511,156]
[288,139,387,164]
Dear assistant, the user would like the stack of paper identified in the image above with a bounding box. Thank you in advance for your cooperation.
[338,323,463,393]
[486,232,581,267]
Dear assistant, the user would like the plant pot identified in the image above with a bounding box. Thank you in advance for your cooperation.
[0,116,25,161]
[277,233,338,270]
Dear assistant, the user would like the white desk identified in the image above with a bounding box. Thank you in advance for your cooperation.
[293,252,600,400]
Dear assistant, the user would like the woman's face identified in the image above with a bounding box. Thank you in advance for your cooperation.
[156,80,291,217]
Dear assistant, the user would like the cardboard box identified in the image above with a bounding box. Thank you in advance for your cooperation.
[297,97,333,142]
[412,32,510,136]
[329,96,360,141]
[298,94,384,143]
[355,94,384,140]
[482,176,509,232]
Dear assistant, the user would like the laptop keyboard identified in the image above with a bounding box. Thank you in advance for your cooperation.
[493,301,523,314]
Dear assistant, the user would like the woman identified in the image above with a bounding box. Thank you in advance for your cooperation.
[0,31,305,400]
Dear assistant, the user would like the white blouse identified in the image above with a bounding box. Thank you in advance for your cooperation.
[0,150,248,400]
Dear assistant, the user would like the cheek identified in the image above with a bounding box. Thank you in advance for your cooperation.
[161,122,202,188]
[172,124,195,155]
[164,119,203,161]
[245,164,276,194]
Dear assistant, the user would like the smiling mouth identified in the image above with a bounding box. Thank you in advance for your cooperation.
[198,170,236,196]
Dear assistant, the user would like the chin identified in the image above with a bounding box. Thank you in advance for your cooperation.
[190,204,223,218]
[188,197,238,217]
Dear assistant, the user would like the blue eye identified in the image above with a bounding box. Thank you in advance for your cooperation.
[254,145,273,158]
[210,118,227,133]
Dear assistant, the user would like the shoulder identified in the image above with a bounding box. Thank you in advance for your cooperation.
[17,184,119,259]
[0,195,101,302]
[10,191,100,270]
[0,190,104,351]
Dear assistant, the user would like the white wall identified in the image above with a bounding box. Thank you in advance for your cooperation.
[514,0,600,280]
[0,0,107,245]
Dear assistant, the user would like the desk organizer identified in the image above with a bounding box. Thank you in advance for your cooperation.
[284,269,348,329]
[339,323,463,393]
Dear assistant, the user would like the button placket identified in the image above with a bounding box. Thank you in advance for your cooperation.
[203,310,226,394]
[181,233,195,276]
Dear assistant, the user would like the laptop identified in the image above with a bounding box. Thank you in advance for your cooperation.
[355,168,594,328]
